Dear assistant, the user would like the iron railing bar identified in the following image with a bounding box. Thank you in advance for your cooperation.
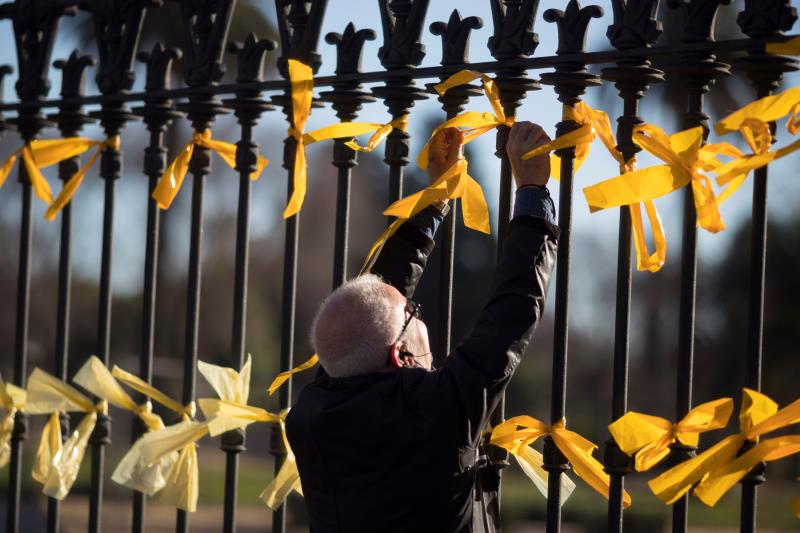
[0,35,795,113]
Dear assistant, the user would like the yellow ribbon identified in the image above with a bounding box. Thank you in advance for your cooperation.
[709,89,800,205]
[45,137,121,220]
[766,36,800,56]
[608,398,733,472]
[522,101,620,180]
[259,410,303,510]
[109,365,201,511]
[584,124,727,237]
[0,373,26,469]
[489,417,576,504]
[283,59,314,219]
[0,138,103,207]
[24,367,106,500]
[491,416,632,507]
[152,129,268,210]
[267,354,320,396]
[649,388,800,505]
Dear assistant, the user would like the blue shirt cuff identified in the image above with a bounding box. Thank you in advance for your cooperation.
[513,186,557,226]
[407,204,447,240]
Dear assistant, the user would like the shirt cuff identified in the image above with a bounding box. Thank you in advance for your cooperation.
[407,202,449,240]
[513,186,557,226]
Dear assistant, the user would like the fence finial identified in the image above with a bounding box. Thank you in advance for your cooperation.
[607,0,662,50]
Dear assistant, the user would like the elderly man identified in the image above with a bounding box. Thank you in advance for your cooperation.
[286,122,558,532]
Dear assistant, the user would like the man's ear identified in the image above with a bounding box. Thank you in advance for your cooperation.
[389,343,404,369]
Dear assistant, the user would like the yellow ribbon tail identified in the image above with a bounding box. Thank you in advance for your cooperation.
[648,434,743,505]
[153,141,195,210]
[111,365,186,415]
[283,143,307,219]
[716,87,800,135]
[32,412,62,484]
[0,411,13,468]
[41,411,98,500]
[694,435,800,507]
[21,147,54,205]
[360,219,405,275]
[461,174,491,234]
[629,200,666,273]
[159,441,200,512]
[267,354,320,396]
[552,427,632,508]
[522,123,594,161]
[583,165,691,213]
[513,445,576,505]
[0,153,18,189]
[260,455,303,511]
[198,398,279,437]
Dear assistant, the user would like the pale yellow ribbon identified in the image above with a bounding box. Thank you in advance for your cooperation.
[45,137,121,220]
[109,365,203,511]
[196,355,302,509]
[0,138,104,207]
[608,397,733,472]
[584,124,727,236]
[0,373,26,469]
[649,388,800,505]
[24,367,106,500]
[152,129,268,210]
[491,416,632,507]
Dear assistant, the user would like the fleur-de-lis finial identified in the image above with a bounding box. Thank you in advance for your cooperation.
[667,0,733,43]
[53,50,96,99]
[377,0,430,68]
[177,0,236,87]
[607,0,662,50]
[430,9,483,65]
[737,0,797,38]
[325,22,376,76]
[544,0,603,55]
[228,33,277,84]
[488,0,540,60]
[137,42,182,92]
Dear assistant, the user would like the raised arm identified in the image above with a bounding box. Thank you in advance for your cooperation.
[369,128,464,297]
[435,122,559,438]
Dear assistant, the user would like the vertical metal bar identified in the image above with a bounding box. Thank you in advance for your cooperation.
[539,5,603,532]
[601,2,665,526]
[428,11,483,363]
[131,43,181,533]
[8,172,32,533]
[221,35,275,533]
[320,25,376,289]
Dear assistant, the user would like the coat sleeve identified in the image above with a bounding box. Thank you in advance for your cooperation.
[433,216,559,444]
[369,221,436,299]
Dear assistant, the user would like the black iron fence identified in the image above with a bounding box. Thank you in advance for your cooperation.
[0,0,798,532]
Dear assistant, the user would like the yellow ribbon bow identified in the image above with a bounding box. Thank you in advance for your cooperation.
[489,418,576,504]
[584,124,727,233]
[0,373,26,468]
[45,137,121,220]
[196,355,302,509]
[0,138,105,208]
[109,365,203,511]
[649,388,800,505]
[522,101,620,180]
[709,88,800,205]
[24,367,106,500]
[491,416,632,507]
[152,129,268,210]
[608,397,733,472]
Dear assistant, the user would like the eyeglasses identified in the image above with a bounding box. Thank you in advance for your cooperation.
[396,299,423,343]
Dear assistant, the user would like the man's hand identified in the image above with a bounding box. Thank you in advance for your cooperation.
[428,127,464,185]
[506,122,551,188]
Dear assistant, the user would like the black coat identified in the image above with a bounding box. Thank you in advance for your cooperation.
[286,215,558,533]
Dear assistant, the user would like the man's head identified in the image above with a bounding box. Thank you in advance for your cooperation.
[311,274,432,377]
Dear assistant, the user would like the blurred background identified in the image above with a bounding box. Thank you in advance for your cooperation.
[0,0,798,531]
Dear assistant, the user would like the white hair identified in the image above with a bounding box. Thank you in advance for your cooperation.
[310,274,404,377]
